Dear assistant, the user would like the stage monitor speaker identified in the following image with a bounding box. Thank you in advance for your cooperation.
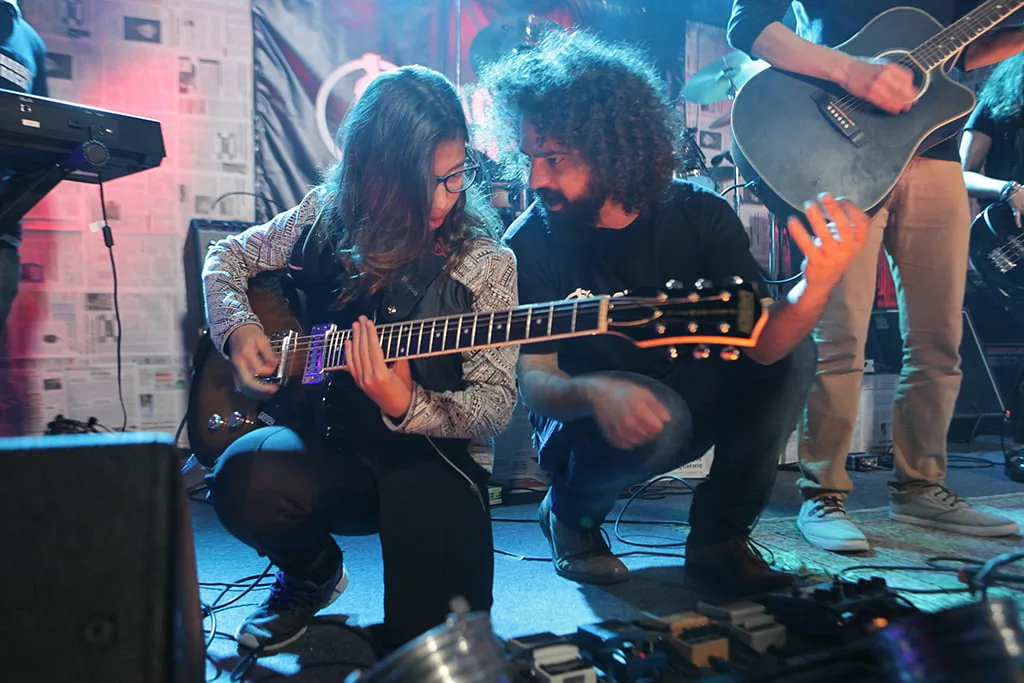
[0,432,204,683]
[182,218,254,347]
[865,308,1005,419]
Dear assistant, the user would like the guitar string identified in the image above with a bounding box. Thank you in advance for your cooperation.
[260,294,738,353]
[259,296,746,366]
[829,2,1012,113]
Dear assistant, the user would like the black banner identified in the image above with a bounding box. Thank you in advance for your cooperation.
[252,0,687,220]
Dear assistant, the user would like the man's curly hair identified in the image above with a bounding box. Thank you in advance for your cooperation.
[481,29,681,214]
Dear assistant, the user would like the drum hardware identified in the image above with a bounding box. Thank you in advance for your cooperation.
[681,51,768,105]
[345,598,512,683]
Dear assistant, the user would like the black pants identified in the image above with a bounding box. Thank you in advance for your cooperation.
[533,337,817,546]
[206,426,494,650]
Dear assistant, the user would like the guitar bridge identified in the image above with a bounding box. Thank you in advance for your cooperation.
[812,91,866,147]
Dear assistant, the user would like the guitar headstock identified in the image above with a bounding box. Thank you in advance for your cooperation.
[606,277,767,360]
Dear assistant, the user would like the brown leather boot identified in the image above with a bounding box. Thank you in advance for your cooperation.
[684,536,795,599]
[538,490,630,585]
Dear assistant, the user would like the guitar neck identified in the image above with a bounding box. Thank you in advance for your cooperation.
[313,297,610,371]
[911,0,1024,71]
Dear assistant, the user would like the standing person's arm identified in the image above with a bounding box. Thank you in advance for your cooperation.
[726,0,917,115]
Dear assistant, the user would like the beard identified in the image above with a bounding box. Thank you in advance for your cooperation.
[535,185,606,232]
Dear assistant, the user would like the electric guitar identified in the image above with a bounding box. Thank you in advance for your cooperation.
[970,200,1024,295]
[730,0,1024,219]
[187,278,768,467]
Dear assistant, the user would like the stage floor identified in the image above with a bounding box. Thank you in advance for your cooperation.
[193,437,1024,682]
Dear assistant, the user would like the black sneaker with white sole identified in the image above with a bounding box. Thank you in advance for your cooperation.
[235,562,349,651]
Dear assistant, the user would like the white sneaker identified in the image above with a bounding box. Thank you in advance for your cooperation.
[797,496,870,552]
[890,484,1020,537]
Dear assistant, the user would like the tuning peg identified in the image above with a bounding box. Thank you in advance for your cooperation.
[694,278,711,290]
[665,279,684,290]
[729,276,744,285]
[687,321,699,333]
[718,322,731,334]
[655,323,667,335]
[692,344,712,360]
[720,346,741,361]
[667,346,679,360]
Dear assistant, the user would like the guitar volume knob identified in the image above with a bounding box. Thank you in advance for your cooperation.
[229,412,247,429]
[208,414,225,432]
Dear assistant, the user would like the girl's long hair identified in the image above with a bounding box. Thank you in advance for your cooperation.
[322,65,500,303]
[978,53,1024,124]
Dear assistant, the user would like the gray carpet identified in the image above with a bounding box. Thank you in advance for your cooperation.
[195,439,1024,682]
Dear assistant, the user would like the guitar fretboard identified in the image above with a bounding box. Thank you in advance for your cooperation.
[910,0,1024,71]
[316,297,607,371]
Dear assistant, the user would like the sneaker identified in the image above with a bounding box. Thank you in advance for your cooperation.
[235,562,349,651]
[538,490,630,585]
[797,495,870,552]
[684,536,795,598]
[890,484,1020,537]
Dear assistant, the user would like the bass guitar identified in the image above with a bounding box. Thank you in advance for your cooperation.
[970,200,1024,296]
[731,0,1024,219]
[187,278,767,467]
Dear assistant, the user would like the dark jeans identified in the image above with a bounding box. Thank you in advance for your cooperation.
[532,337,816,547]
[0,244,18,335]
[206,426,494,649]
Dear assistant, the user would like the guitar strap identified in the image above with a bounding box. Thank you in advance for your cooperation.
[287,213,451,324]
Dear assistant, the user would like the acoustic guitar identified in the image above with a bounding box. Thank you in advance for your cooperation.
[187,278,767,467]
[731,0,1024,219]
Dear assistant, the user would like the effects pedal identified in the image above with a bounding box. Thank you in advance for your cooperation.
[506,632,598,683]
[697,601,787,653]
[576,620,668,681]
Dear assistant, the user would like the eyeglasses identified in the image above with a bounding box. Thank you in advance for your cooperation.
[436,164,481,193]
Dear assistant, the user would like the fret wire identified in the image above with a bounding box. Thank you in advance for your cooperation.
[406,323,413,357]
[546,303,554,336]
[430,318,437,354]
[487,311,495,345]
[470,312,478,347]
[524,306,533,340]
[505,308,513,341]
[455,313,463,349]
[441,317,449,351]
[571,300,579,333]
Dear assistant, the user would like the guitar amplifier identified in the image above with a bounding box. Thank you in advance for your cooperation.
[182,218,254,347]
[865,308,1005,423]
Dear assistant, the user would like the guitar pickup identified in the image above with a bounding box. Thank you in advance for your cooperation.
[812,90,866,147]
[302,323,334,385]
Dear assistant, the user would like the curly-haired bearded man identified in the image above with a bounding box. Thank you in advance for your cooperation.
[484,30,869,598]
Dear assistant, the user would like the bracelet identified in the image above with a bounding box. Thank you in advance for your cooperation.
[1000,181,1023,202]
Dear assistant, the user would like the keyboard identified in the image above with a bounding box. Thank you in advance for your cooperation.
[0,89,166,224]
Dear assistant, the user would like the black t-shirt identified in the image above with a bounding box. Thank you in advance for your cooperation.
[964,101,1024,193]
[504,181,766,379]
[727,0,981,162]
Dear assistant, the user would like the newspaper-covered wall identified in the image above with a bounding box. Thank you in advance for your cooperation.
[0,0,255,436]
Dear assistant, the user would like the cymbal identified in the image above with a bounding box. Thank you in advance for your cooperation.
[710,110,732,129]
[469,17,562,76]
[682,51,768,104]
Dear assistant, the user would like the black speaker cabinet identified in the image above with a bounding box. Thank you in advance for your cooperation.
[0,432,204,683]
[865,308,1005,420]
[182,218,254,347]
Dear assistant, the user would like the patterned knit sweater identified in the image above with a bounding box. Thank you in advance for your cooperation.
[201,187,520,470]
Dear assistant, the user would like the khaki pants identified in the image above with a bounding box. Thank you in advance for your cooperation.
[797,157,971,498]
